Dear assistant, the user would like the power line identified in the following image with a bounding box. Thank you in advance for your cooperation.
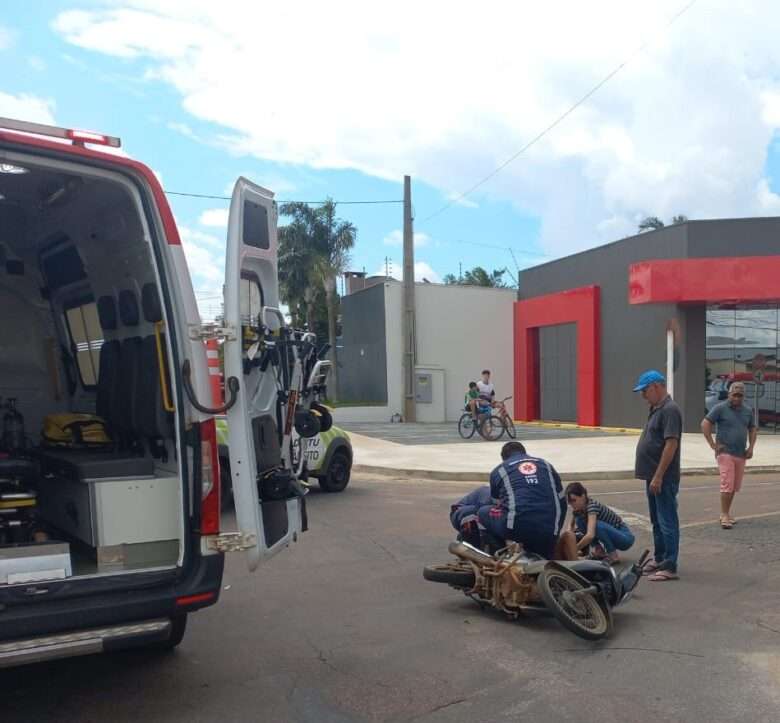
[420,0,699,225]
[164,189,402,205]
[450,238,550,259]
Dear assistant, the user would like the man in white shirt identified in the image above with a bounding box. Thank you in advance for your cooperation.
[476,369,495,404]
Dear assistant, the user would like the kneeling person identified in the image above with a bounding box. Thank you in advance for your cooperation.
[478,441,574,559]
[566,482,635,563]
[450,486,492,547]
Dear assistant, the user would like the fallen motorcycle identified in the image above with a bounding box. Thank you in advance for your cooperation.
[423,541,649,640]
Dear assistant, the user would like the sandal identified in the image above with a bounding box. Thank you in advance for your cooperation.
[642,559,661,575]
[648,569,679,582]
[720,515,733,530]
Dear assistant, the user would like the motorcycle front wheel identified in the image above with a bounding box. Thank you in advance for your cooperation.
[537,568,612,640]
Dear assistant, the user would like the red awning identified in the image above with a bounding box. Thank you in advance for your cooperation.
[629,256,780,305]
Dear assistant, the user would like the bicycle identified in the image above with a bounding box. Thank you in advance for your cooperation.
[477,396,515,441]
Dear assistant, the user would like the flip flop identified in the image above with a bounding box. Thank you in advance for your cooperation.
[648,569,679,582]
[642,559,661,575]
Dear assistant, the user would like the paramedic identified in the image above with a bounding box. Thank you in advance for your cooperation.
[478,441,574,559]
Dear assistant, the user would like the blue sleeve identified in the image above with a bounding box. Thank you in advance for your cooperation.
[705,404,721,424]
[489,466,502,500]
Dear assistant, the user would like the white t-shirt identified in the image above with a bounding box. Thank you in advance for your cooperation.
[476,380,495,401]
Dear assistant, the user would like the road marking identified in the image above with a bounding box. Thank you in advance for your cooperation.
[680,510,780,530]
[594,479,780,497]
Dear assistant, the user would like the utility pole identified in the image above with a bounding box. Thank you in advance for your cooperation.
[402,175,417,422]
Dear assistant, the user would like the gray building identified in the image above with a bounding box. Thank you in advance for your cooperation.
[516,218,780,432]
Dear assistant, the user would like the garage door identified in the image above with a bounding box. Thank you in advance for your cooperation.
[539,323,577,423]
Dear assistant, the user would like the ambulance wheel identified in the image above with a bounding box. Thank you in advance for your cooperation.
[144,614,187,652]
[164,614,188,649]
[318,450,351,493]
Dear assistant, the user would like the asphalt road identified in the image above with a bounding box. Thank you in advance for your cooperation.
[3,472,780,722]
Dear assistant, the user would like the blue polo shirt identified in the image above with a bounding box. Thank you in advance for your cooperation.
[706,401,755,457]
[489,454,566,537]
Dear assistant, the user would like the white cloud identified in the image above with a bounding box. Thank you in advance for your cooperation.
[0,25,13,51]
[179,226,225,319]
[52,1,780,255]
[167,121,200,140]
[198,207,229,228]
[0,91,55,125]
[382,229,429,247]
[371,260,441,283]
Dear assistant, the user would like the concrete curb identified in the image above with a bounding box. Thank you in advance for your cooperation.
[353,463,780,483]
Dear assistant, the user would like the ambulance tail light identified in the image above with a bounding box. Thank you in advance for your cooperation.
[200,418,221,535]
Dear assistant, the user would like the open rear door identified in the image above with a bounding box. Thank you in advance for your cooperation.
[223,177,303,571]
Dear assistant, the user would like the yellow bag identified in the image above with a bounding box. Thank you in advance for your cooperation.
[42,413,112,447]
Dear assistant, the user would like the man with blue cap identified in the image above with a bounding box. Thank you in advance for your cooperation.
[634,370,682,581]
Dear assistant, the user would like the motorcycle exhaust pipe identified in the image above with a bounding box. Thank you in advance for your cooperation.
[448,540,495,566]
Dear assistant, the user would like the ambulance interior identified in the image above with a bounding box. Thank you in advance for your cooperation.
[0,156,184,588]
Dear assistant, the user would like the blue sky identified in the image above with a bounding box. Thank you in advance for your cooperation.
[4,1,780,319]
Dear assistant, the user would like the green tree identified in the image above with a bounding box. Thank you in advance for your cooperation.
[278,199,356,401]
[638,214,689,232]
[638,216,665,232]
[444,266,509,287]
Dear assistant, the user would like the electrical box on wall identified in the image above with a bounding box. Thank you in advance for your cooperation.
[415,373,433,403]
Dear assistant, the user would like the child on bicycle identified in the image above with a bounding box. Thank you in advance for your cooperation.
[464,381,481,419]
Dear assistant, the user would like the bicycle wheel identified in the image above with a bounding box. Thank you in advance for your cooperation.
[458,412,477,439]
[503,416,516,439]
[479,414,505,441]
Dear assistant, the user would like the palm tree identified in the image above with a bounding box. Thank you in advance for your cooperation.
[278,215,319,329]
[278,199,356,401]
[444,266,509,287]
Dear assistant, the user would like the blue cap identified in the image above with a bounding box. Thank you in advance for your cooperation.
[633,369,666,392]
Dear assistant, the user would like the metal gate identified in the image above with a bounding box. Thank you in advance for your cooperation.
[539,323,577,423]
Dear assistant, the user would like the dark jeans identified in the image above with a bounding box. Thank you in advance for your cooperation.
[477,506,557,559]
[450,504,482,547]
[646,478,680,572]
[574,516,635,553]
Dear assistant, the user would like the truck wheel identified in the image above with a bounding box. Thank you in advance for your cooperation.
[143,614,188,652]
[318,450,351,493]
[164,614,188,649]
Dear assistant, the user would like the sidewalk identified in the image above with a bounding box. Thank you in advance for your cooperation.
[350,430,780,481]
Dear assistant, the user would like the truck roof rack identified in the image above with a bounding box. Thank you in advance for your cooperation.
[0,117,121,148]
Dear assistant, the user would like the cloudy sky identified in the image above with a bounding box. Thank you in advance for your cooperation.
[4,0,780,317]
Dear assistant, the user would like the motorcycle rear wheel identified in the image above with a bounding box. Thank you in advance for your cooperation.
[423,563,476,588]
[537,568,611,640]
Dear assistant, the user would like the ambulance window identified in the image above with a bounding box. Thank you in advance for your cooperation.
[64,300,103,388]
[240,275,264,328]
[243,200,270,249]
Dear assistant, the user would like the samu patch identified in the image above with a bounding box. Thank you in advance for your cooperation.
[519,461,537,476]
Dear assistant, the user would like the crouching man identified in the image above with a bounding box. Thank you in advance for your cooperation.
[477,441,577,560]
[450,486,492,548]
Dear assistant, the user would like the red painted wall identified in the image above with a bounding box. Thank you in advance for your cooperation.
[629,256,780,304]
[514,285,600,426]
